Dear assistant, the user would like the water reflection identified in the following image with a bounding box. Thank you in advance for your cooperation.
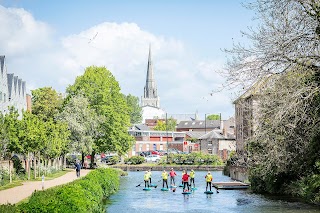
[106,171,320,213]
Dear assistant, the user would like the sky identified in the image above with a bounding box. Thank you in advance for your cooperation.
[0,0,256,120]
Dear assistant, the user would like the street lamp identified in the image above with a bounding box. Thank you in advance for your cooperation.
[166,113,168,163]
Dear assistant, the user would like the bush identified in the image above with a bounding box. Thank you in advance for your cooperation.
[109,156,120,165]
[17,168,120,213]
[124,156,144,165]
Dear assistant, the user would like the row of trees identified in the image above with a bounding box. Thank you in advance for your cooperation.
[0,66,142,180]
[224,0,320,203]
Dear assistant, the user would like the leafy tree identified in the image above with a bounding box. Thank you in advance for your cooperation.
[2,108,21,156]
[206,114,221,120]
[123,94,142,124]
[31,87,63,121]
[43,119,70,159]
[58,95,101,163]
[153,118,176,131]
[223,0,320,203]
[66,66,134,156]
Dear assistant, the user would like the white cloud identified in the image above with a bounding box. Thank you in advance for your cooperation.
[0,6,235,119]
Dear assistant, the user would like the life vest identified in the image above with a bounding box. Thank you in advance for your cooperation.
[205,174,212,182]
[190,171,195,178]
[170,171,176,177]
[144,173,150,181]
[162,172,168,180]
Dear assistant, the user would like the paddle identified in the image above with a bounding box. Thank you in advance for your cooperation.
[136,182,143,187]
[212,183,219,193]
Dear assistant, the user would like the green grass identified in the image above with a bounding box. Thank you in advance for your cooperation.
[0,170,72,191]
[34,170,71,181]
[0,181,23,191]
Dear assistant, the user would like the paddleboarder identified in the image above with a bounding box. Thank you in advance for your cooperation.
[144,171,150,188]
[148,169,152,185]
[162,170,169,189]
[181,170,186,186]
[190,169,195,188]
[169,168,177,186]
[182,171,190,192]
[205,171,213,191]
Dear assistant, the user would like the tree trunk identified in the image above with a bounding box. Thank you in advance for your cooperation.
[27,152,31,180]
[33,153,36,179]
[9,160,12,183]
[81,152,85,168]
[90,151,95,168]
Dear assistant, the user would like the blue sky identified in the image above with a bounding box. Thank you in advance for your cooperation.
[0,0,256,119]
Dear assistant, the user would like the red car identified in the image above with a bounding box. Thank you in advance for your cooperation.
[151,150,160,155]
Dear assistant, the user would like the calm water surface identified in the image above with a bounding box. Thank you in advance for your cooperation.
[106,171,320,213]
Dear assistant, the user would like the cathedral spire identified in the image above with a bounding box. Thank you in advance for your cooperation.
[144,44,157,99]
[141,45,160,108]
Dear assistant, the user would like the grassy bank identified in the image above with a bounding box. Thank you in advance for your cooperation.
[0,168,122,213]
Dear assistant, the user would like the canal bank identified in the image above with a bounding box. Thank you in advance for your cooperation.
[111,164,224,172]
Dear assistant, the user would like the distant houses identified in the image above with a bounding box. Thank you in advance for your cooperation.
[0,56,28,117]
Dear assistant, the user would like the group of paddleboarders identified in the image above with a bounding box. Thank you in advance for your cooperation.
[148,168,213,192]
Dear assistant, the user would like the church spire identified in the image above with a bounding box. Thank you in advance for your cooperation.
[141,45,160,108]
[144,44,157,99]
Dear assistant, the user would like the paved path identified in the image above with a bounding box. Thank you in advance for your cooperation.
[0,169,91,205]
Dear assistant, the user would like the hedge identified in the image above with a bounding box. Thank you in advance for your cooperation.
[16,168,120,213]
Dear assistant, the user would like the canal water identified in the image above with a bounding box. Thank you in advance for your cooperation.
[106,171,320,213]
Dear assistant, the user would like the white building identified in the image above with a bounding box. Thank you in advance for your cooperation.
[0,56,27,117]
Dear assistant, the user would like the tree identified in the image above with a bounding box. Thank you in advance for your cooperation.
[31,87,63,121]
[66,66,134,156]
[124,94,142,124]
[58,95,101,163]
[206,114,221,120]
[223,0,320,202]
[153,118,177,131]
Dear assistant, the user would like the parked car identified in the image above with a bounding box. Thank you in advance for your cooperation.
[101,155,114,163]
[139,151,151,157]
[151,150,160,155]
[145,155,161,163]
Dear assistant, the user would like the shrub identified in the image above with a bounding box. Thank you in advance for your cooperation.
[17,168,120,213]
[124,156,144,165]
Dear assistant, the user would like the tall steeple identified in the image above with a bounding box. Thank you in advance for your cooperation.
[141,45,160,108]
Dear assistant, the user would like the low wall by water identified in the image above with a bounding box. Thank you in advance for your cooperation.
[111,164,224,172]
[229,165,248,182]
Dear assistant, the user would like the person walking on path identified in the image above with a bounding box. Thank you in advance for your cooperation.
[161,170,169,189]
[182,171,190,192]
[190,169,196,188]
[205,171,213,191]
[169,168,177,186]
[75,160,81,178]
[144,171,150,188]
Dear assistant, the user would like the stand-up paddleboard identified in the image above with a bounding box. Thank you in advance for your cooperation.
[182,191,192,195]
[161,188,169,191]
[191,187,197,190]
[170,185,177,188]
[143,188,151,191]
[204,191,213,194]
[150,184,157,187]
[179,184,184,187]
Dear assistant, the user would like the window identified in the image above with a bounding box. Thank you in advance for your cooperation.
[132,145,136,152]
[3,93,6,102]
[139,144,143,152]
[208,149,212,154]
[160,144,163,150]
[146,144,150,151]
[0,92,2,101]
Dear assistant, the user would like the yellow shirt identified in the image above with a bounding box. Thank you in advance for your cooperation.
[144,173,150,181]
[190,171,195,178]
[205,174,212,182]
[162,172,168,180]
